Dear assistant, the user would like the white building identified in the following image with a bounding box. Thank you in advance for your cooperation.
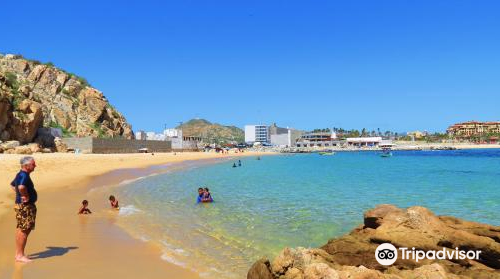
[245,125,270,144]
[164,128,181,138]
[145,132,166,141]
[346,137,382,147]
[135,130,146,140]
[270,128,303,147]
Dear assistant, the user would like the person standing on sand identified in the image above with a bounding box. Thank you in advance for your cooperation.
[10,156,38,263]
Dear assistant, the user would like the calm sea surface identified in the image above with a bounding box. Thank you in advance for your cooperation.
[91,149,500,278]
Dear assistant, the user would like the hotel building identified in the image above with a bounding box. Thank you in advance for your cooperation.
[447,121,500,138]
[245,125,270,144]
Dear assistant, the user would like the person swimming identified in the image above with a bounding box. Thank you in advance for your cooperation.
[238,160,242,167]
[109,195,119,209]
[197,187,213,203]
[196,187,204,203]
[202,187,213,202]
[78,200,92,214]
[232,163,237,168]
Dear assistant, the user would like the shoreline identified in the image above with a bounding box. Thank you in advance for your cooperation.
[0,151,273,279]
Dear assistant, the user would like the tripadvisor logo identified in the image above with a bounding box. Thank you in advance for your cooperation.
[375,243,482,266]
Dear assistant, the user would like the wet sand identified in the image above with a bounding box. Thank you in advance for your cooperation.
[0,152,270,279]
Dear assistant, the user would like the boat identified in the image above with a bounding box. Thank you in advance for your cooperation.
[380,147,392,157]
[379,142,394,158]
[318,151,335,156]
[380,151,392,157]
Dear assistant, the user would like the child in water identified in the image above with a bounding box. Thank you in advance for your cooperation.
[109,195,119,209]
[202,187,213,203]
[78,200,92,214]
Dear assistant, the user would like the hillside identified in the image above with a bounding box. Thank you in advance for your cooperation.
[0,53,133,144]
[177,119,244,144]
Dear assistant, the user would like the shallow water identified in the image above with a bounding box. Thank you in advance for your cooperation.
[98,149,500,278]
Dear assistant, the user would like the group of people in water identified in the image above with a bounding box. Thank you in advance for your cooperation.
[79,187,215,214]
[197,187,213,203]
[77,195,120,215]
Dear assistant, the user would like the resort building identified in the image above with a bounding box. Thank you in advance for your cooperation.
[245,125,270,144]
[346,137,382,147]
[447,121,500,138]
[407,131,426,139]
[296,131,340,148]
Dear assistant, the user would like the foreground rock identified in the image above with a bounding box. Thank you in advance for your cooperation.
[248,205,500,279]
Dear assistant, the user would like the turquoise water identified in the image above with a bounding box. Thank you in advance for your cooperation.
[106,149,500,278]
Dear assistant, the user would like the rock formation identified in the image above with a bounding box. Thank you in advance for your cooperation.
[0,53,133,146]
[248,204,500,279]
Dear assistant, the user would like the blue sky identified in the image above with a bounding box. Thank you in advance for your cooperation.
[3,1,499,133]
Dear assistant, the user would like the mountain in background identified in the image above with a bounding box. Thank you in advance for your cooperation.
[177,118,244,144]
[0,53,133,144]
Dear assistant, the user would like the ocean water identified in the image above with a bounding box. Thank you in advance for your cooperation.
[100,149,500,278]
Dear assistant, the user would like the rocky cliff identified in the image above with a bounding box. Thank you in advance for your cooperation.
[178,118,244,144]
[0,53,133,144]
[248,204,500,279]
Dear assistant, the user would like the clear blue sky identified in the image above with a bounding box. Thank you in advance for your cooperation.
[3,1,499,133]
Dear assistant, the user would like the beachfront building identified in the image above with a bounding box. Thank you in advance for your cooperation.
[245,125,270,144]
[447,121,500,138]
[163,128,201,151]
[346,137,382,147]
[146,132,166,141]
[407,131,426,140]
[135,130,147,140]
[269,125,304,147]
[296,131,340,148]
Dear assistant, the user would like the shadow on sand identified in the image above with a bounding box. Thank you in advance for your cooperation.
[29,246,78,259]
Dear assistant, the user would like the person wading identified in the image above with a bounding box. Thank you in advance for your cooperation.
[10,156,38,263]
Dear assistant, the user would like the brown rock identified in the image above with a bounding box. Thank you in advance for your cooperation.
[248,259,274,279]
[364,204,403,229]
[10,99,44,144]
[13,145,33,154]
[26,143,41,153]
[1,140,20,149]
[1,55,133,142]
[284,267,304,279]
[249,205,500,279]
[303,263,338,279]
[54,137,67,152]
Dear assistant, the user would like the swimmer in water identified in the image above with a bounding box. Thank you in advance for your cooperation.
[109,195,119,209]
[78,200,92,214]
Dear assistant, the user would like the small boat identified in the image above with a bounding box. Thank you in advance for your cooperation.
[380,152,392,157]
[380,147,392,158]
[318,151,335,156]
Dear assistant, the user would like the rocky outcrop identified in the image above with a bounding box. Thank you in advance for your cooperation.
[248,205,500,279]
[0,53,134,146]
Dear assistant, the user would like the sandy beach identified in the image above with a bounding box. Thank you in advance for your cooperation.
[0,151,270,279]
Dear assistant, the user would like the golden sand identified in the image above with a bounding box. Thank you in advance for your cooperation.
[0,151,269,279]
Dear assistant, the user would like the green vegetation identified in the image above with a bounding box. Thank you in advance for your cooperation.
[48,121,75,137]
[4,71,24,109]
[4,71,18,88]
[106,103,120,118]
[89,122,107,138]
[178,118,244,144]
